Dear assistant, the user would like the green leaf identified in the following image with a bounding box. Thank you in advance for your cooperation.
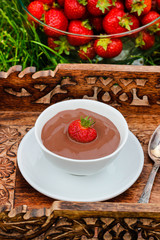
[96,0,111,13]
[78,0,88,6]
[119,16,133,31]
[97,37,112,51]
[80,116,95,128]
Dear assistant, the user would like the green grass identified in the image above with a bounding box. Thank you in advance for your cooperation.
[0,0,160,72]
[0,0,70,71]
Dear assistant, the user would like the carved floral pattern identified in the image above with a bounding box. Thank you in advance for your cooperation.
[0,184,10,205]
[0,127,20,143]
[0,179,14,205]
[0,127,20,207]
[0,157,15,206]
[0,157,15,179]
[0,127,21,157]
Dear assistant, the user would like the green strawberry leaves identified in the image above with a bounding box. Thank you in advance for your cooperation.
[135,32,145,47]
[96,0,111,13]
[97,37,112,51]
[119,15,133,31]
[131,0,147,16]
[82,19,92,30]
[54,36,75,55]
[80,116,95,128]
[148,23,160,34]
[78,0,88,6]
[79,42,92,53]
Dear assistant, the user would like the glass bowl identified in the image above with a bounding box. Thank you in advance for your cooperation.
[19,0,160,64]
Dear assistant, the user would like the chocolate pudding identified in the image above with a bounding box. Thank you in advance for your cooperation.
[41,108,120,160]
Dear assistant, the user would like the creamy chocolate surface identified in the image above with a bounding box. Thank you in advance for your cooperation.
[41,108,120,160]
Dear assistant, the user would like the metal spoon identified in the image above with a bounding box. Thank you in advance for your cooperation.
[138,125,160,203]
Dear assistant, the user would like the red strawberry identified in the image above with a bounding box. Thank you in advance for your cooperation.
[103,8,126,34]
[125,0,151,16]
[94,37,123,58]
[27,1,45,22]
[127,14,140,37]
[39,0,54,5]
[68,116,97,143]
[103,8,140,34]
[141,11,160,34]
[112,0,125,10]
[135,30,155,50]
[87,0,124,16]
[48,36,75,54]
[87,0,112,16]
[64,0,87,19]
[126,13,140,30]
[44,9,68,37]
[67,20,93,46]
[78,41,96,60]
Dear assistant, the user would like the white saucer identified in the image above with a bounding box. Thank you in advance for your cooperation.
[17,128,144,202]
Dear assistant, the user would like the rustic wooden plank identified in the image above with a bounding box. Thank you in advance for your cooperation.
[52,201,160,218]
[51,63,160,73]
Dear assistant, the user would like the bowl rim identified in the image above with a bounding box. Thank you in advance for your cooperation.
[34,99,129,162]
[19,0,160,39]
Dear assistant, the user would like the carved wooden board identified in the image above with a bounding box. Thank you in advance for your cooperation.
[0,64,160,239]
[0,64,160,114]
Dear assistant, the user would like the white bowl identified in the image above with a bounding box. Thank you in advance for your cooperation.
[35,99,128,175]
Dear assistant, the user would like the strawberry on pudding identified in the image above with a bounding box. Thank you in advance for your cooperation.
[68,116,97,143]
[41,108,120,160]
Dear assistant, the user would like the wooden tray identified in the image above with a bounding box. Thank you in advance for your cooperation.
[0,64,160,239]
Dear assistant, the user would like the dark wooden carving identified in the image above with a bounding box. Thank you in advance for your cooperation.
[0,202,160,239]
[0,64,160,239]
[0,64,160,114]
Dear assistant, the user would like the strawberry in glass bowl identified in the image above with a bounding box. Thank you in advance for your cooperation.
[19,0,160,64]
